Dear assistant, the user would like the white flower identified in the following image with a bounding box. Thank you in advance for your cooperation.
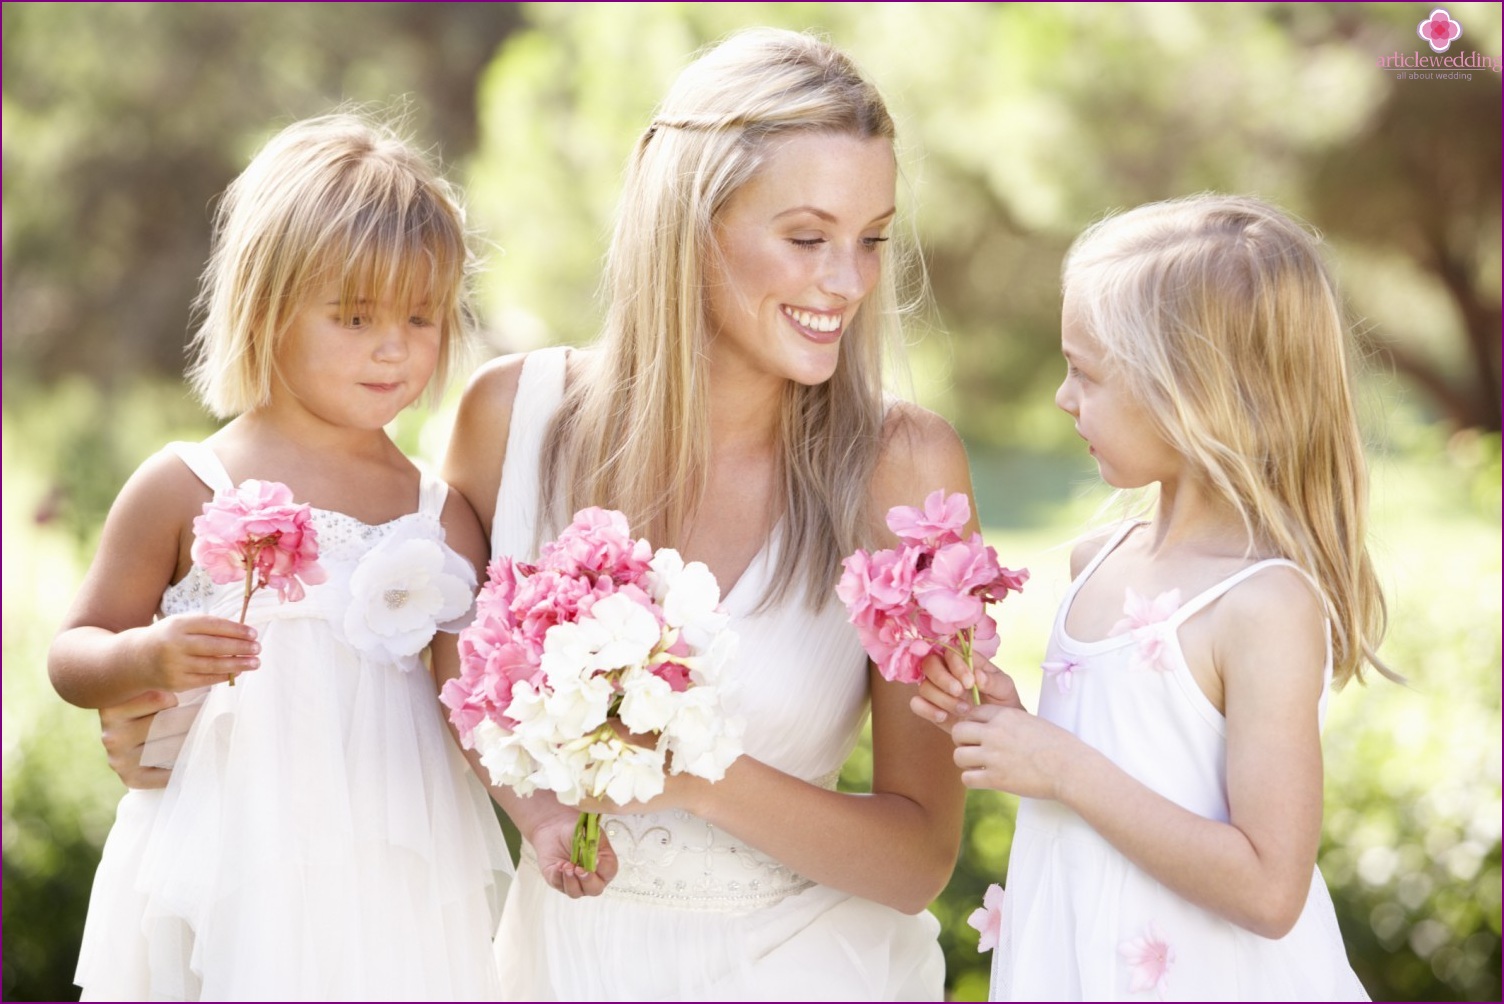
[650,548,729,649]
[540,593,661,679]
[617,667,678,734]
[472,719,537,793]
[541,671,614,741]
[344,525,475,660]
[590,736,667,805]
[665,686,744,781]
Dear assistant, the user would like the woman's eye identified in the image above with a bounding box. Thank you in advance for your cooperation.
[790,237,825,248]
[862,236,891,249]
[345,315,368,329]
[409,316,433,327]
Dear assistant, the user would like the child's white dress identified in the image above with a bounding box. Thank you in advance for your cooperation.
[75,441,511,1002]
[992,522,1369,1001]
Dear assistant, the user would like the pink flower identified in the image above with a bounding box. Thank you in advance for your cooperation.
[966,883,1005,952]
[1418,9,1463,52]
[1119,922,1174,995]
[1041,657,1080,694]
[540,507,653,583]
[1109,587,1181,636]
[1110,588,1181,674]
[191,480,326,602]
[839,492,1027,689]
[913,535,1002,630]
[886,488,970,546]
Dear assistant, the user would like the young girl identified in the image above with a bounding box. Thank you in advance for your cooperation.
[49,113,525,1001]
[916,194,1388,1000]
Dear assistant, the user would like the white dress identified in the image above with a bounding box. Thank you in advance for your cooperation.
[992,522,1369,1001]
[75,441,512,1002]
[488,348,945,1001]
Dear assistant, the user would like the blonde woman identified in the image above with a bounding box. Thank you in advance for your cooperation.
[445,28,969,1000]
[918,195,1390,1000]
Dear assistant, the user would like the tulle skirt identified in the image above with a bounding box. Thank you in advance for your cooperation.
[75,617,512,1002]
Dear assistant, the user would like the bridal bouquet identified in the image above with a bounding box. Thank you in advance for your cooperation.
[441,508,742,869]
[837,490,1027,698]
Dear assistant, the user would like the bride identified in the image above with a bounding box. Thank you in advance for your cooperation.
[443,28,974,1001]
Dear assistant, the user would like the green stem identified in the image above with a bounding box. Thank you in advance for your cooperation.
[571,810,601,872]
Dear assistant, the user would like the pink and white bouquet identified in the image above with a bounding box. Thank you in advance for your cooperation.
[441,508,743,869]
[190,479,325,685]
[836,490,1027,696]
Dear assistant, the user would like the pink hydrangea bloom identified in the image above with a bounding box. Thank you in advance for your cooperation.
[190,479,326,604]
[967,883,1005,952]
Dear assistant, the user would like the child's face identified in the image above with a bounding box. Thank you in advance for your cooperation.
[703,131,896,390]
[1055,291,1179,489]
[270,282,441,432]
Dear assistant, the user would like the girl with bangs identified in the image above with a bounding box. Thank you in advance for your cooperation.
[50,113,575,1001]
[917,195,1392,1000]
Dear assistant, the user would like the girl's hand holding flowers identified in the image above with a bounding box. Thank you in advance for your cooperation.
[837,490,1027,700]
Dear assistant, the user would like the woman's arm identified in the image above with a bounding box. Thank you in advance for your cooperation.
[951,566,1327,937]
[586,404,973,913]
[436,352,617,895]
[49,450,260,709]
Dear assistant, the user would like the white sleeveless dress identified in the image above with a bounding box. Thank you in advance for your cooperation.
[992,522,1369,1001]
[488,348,945,1000]
[75,441,511,1002]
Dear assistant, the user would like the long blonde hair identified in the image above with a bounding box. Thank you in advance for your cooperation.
[541,28,909,608]
[189,111,475,417]
[1064,194,1391,686]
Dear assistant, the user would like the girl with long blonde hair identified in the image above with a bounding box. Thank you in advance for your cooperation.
[918,194,1388,1000]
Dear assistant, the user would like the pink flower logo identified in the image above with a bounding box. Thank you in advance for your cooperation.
[1417,9,1463,52]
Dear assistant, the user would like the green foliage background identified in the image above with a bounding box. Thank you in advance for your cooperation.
[4,3,1500,1001]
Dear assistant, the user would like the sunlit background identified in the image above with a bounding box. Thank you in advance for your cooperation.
[4,4,1500,1001]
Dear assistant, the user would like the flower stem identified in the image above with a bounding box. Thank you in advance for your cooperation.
[230,567,256,688]
[571,810,600,871]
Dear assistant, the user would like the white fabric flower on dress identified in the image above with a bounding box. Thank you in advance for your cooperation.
[343,523,476,660]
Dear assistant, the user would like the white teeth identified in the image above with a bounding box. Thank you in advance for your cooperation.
[785,307,841,333]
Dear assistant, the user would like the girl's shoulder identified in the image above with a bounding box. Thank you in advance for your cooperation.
[1067,521,1139,579]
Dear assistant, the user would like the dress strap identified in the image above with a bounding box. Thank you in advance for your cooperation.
[493,346,569,561]
[416,468,449,521]
[1165,558,1316,628]
[1051,520,1145,638]
[166,441,234,494]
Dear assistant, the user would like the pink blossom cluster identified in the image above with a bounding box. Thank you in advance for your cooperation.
[441,508,742,843]
[191,479,326,604]
[836,490,1027,684]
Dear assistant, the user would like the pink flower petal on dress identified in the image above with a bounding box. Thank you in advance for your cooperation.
[1109,587,1181,637]
[1119,921,1174,995]
[1128,630,1175,674]
[966,882,1005,952]
[1041,658,1080,694]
